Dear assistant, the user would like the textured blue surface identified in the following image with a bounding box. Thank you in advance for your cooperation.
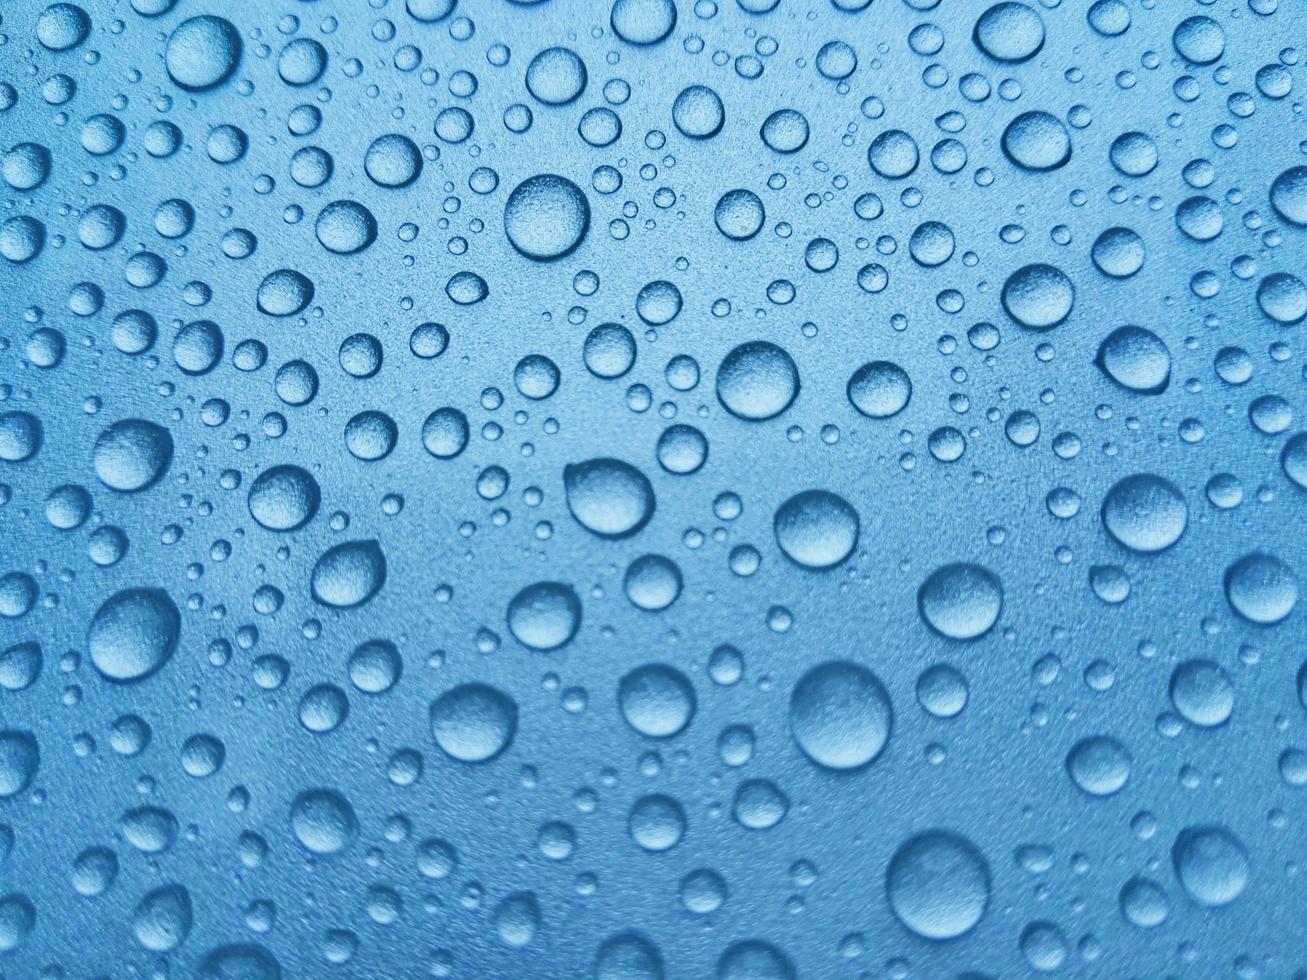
[1,0,1306,976]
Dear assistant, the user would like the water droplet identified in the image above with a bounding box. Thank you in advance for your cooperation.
[773,490,860,569]
[430,684,518,762]
[290,788,358,855]
[887,831,991,940]
[507,581,582,650]
[619,664,696,737]
[166,16,242,92]
[564,458,656,538]
[1101,474,1187,553]
[716,342,800,421]
[790,661,892,769]
[1172,825,1249,907]
[87,588,180,683]
[504,174,591,260]
[918,564,1004,640]
[310,540,387,609]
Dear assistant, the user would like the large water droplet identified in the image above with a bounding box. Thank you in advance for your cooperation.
[564,458,656,538]
[248,465,320,532]
[0,731,39,798]
[1172,825,1249,907]
[1002,263,1074,328]
[507,581,582,651]
[1101,474,1187,553]
[773,490,860,569]
[918,564,1004,640]
[430,684,518,762]
[87,588,180,683]
[789,661,892,770]
[290,788,358,855]
[504,174,590,260]
[886,830,991,940]
[310,540,387,609]
[716,341,800,421]
[619,664,696,738]
[93,419,173,493]
[165,16,242,92]
[1224,552,1297,624]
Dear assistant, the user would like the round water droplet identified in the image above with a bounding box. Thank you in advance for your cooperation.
[87,588,180,683]
[714,189,765,241]
[789,661,892,770]
[611,0,677,45]
[918,564,1003,640]
[289,788,357,855]
[504,174,590,260]
[430,683,517,762]
[760,109,810,153]
[672,85,724,139]
[507,581,582,651]
[132,884,192,952]
[1002,263,1074,329]
[1065,735,1132,796]
[1109,132,1158,177]
[1096,326,1170,394]
[1020,922,1068,972]
[624,554,683,610]
[0,893,35,954]
[310,540,387,609]
[564,458,656,538]
[1101,474,1187,553]
[199,945,283,979]
[256,269,314,317]
[717,941,794,980]
[886,831,991,940]
[0,643,41,692]
[584,323,637,378]
[619,664,696,737]
[1120,877,1169,928]
[847,361,912,418]
[526,47,588,105]
[1091,227,1145,279]
[1270,166,1307,227]
[716,341,799,421]
[1172,16,1225,65]
[1172,825,1248,907]
[37,3,91,51]
[0,411,42,462]
[0,731,38,798]
[773,490,860,569]
[248,465,320,532]
[93,419,173,493]
[868,129,919,179]
[421,408,468,459]
[629,793,685,851]
[1169,659,1233,728]
[1002,111,1071,171]
[365,134,422,188]
[916,665,968,718]
[493,891,540,948]
[165,16,242,92]
[1257,272,1307,325]
[316,201,377,255]
[1281,433,1307,490]
[973,3,1045,62]
[596,931,666,979]
[636,280,682,325]
[1224,552,1297,625]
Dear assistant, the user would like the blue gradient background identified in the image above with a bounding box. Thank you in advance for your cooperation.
[1,0,1306,976]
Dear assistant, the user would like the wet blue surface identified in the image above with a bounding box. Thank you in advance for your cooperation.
[1,0,1306,976]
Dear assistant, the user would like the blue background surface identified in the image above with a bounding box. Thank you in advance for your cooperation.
[1,0,1306,975]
